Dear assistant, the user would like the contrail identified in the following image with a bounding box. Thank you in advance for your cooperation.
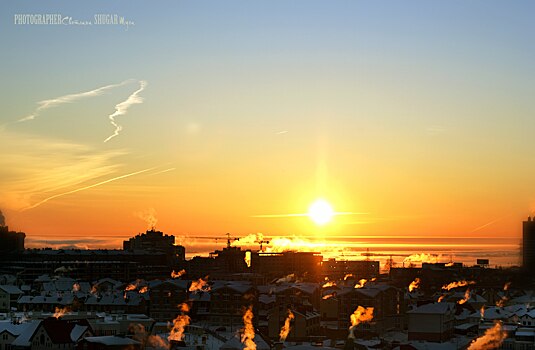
[149,167,176,176]
[104,80,147,142]
[18,80,132,122]
[22,166,156,211]
[471,216,507,233]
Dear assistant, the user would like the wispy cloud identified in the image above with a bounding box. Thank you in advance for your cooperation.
[0,130,125,211]
[18,80,131,122]
[21,166,157,211]
[104,80,147,142]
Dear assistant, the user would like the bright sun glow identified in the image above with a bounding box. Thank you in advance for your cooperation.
[308,199,334,225]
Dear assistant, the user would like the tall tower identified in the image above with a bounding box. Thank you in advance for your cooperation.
[523,217,535,270]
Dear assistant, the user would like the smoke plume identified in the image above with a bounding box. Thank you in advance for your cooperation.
[0,210,5,227]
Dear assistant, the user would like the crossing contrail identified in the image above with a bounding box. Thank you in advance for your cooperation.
[104,80,147,142]
[18,80,132,122]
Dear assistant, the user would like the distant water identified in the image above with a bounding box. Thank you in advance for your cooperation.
[329,236,521,269]
[28,233,520,269]
[184,236,521,269]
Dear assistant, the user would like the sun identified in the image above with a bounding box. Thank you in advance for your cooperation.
[308,199,334,225]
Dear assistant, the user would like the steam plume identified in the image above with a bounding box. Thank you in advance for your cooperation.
[458,289,471,304]
[104,80,147,142]
[137,208,158,230]
[322,281,336,288]
[125,279,144,292]
[171,269,186,279]
[442,280,476,291]
[129,323,168,349]
[354,279,367,289]
[349,306,374,338]
[409,278,421,292]
[53,306,71,319]
[344,274,355,280]
[403,253,440,264]
[168,303,190,342]
[275,274,296,284]
[189,277,210,293]
[467,322,507,350]
[279,310,294,342]
[241,306,256,350]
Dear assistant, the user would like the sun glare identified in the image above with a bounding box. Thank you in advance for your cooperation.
[308,199,334,225]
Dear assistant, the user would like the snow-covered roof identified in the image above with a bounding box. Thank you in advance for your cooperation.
[0,285,22,294]
[9,321,41,347]
[220,334,270,350]
[259,294,275,305]
[407,302,454,315]
[83,336,141,346]
[70,324,88,341]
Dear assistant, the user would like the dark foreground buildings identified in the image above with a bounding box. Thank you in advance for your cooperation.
[0,229,186,282]
[524,216,535,271]
[0,225,25,253]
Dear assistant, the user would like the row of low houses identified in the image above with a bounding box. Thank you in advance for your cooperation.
[3,272,535,349]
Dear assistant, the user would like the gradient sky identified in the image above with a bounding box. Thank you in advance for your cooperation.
[1,1,534,250]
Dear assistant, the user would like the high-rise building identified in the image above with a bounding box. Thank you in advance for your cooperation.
[523,217,535,270]
[0,226,25,253]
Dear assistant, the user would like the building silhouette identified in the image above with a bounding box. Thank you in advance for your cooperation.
[0,226,25,253]
[523,217,535,271]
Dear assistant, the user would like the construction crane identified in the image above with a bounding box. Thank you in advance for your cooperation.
[255,238,271,252]
[224,232,239,248]
[187,233,240,249]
